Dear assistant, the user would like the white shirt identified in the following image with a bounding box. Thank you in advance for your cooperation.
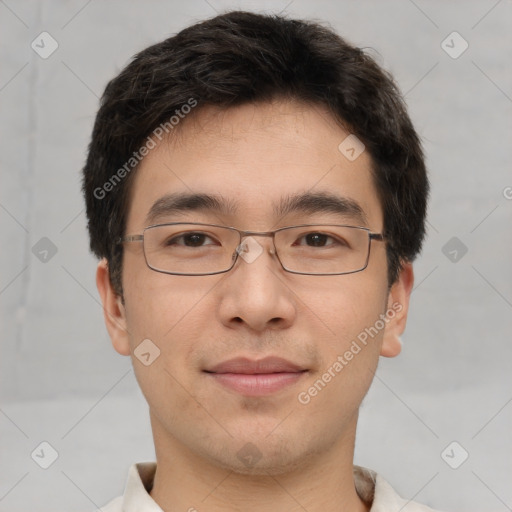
[100,462,441,511]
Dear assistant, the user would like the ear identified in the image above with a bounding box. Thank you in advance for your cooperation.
[380,262,414,358]
[96,258,131,356]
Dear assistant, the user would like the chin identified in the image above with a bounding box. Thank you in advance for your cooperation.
[203,435,318,477]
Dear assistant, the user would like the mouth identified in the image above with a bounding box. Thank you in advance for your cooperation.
[203,356,308,396]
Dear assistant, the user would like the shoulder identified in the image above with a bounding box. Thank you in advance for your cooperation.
[354,466,444,512]
[374,473,441,511]
[96,462,159,512]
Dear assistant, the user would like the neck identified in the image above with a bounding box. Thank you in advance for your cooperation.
[148,413,369,512]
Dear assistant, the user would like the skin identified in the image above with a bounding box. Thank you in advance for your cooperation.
[97,99,414,512]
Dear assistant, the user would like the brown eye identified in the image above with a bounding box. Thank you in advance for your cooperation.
[304,233,329,247]
[165,232,218,247]
[294,232,345,248]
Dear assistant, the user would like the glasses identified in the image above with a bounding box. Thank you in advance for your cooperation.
[118,222,385,276]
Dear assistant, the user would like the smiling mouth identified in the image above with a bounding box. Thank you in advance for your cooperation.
[203,356,308,396]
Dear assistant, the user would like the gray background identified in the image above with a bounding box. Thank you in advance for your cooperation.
[1,0,511,511]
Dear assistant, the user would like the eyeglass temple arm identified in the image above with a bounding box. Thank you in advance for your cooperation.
[119,235,144,244]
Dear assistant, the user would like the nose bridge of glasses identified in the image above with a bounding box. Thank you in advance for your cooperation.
[235,230,277,258]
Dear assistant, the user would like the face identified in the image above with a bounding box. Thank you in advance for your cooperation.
[98,99,412,475]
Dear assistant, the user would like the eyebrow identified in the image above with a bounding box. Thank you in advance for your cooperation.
[145,193,238,225]
[275,191,369,226]
[145,191,368,227]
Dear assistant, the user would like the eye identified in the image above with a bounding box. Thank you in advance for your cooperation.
[166,232,218,247]
[295,232,345,247]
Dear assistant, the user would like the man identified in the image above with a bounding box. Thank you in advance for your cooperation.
[83,10,439,512]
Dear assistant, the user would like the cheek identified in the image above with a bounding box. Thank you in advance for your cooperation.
[124,281,208,356]
[293,269,388,346]
[122,250,207,340]
[297,299,385,425]
[295,274,388,401]
[123,277,212,426]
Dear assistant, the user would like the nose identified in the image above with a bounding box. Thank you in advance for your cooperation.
[216,236,297,333]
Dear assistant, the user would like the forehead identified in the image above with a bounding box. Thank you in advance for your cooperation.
[125,100,383,232]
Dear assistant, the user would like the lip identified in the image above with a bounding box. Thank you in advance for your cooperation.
[206,356,306,374]
[204,357,308,396]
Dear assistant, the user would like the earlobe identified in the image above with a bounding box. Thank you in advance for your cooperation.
[96,259,131,356]
[380,262,414,358]
[380,333,403,358]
